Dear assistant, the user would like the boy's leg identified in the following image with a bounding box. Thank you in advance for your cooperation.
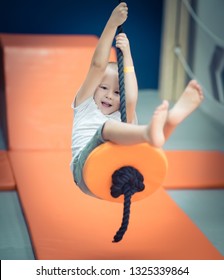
[164,80,204,140]
[102,80,203,147]
[103,100,169,148]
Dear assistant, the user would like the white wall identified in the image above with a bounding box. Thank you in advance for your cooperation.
[192,0,224,125]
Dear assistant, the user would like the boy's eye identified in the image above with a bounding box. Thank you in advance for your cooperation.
[115,91,120,95]
[100,85,107,90]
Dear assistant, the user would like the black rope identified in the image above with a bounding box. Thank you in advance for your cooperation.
[110,1,145,243]
[116,46,126,122]
[111,166,145,242]
[116,1,126,123]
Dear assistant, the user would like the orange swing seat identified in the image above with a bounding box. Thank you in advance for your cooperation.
[83,142,168,203]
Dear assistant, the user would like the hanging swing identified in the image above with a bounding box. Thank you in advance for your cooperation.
[82,1,168,242]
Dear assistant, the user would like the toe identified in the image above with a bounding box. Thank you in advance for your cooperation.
[163,100,169,108]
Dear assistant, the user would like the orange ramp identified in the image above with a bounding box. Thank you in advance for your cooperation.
[1,34,223,259]
[9,150,222,259]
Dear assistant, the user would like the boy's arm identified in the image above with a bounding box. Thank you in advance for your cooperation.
[75,2,128,107]
[115,33,138,123]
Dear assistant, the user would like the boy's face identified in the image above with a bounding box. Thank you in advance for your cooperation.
[94,66,120,115]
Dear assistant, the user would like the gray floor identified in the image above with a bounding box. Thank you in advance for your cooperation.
[167,189,224,256]
[0,89,224,259]
[0,191,35,260]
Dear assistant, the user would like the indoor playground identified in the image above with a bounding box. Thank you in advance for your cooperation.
[0,0,224,260]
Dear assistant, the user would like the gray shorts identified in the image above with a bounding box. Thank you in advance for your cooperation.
[72,124,106,197]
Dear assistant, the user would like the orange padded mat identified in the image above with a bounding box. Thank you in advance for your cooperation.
[0,150,15,190]
[164,151,224,189]
[0,34,101,150]
[9,150,222,259]
[1,34,223,259]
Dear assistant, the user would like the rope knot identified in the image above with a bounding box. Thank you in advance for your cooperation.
[110,166,145,242]
[111,166,145,197]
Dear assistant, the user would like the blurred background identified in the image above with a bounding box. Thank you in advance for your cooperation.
[0,0,163,89]
[0,0,224,259]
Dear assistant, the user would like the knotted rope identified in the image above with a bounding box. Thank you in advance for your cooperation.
[111,166,145,242]
[110,0,145,243]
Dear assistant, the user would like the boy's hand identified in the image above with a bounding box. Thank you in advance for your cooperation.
[115,33,130,56]
[109,2,128,27]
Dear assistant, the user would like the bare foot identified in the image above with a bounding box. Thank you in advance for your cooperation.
[146,100,169,148]
[167,80,204,126]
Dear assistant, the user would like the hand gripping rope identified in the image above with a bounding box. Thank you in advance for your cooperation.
[82,0,168,243]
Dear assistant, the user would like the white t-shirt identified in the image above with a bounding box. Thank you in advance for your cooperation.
[70,96,121,166]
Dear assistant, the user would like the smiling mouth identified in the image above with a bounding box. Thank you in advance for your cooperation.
[101,102,112,108]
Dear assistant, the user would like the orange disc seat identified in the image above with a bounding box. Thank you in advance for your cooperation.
[83,142,168,202]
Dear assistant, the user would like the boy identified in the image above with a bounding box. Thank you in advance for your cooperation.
[70,2,204,195]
